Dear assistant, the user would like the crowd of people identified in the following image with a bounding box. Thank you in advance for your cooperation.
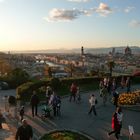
[0,76,133,140]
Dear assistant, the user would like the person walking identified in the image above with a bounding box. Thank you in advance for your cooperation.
[88,94,97,116]
[108,112,120,140]
[116,107,123,136]
[69,82,77,102]
[30,91,39,117]
[15,119,33,140]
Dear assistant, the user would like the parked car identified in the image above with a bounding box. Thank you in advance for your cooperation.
[0,81,9,90]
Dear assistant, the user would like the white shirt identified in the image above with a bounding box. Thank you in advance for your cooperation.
[89,96,96,106]
[117,112,123,122]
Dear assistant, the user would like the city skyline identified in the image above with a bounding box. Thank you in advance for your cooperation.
[0,0,140,51]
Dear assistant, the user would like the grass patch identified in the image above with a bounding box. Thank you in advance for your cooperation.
[40,130,90,140]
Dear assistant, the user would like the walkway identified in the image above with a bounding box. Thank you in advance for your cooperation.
[0,85,140,140]
[25,85,140,140]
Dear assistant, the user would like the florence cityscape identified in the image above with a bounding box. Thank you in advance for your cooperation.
[0,0,140,140]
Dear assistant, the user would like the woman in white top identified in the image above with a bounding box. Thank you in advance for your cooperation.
[116,107,123,136]
[88,94,97,116]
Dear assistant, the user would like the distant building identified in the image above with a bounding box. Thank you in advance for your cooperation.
[81,46,84,56]
[125,46,132,56]
[112,48,115,55]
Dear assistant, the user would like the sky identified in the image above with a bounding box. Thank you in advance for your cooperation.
[0,0,140,51]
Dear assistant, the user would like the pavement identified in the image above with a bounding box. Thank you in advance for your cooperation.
[0,85,140,140]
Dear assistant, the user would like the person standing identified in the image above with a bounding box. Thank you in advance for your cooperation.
[46,86,52,105]
[126,77,131,93]
[0,110,3,129]
[15,119,33,140]
[76,86,81,103]
[19,106,24,121]
[101,86,108,106]
[69,82,77,102]
[113,90,119,107]
[108,112,120,140]
[88,94,97,116]
[120,76,125,89]
[30,91,39,117]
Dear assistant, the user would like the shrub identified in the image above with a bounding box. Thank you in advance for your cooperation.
[8,96,16,106]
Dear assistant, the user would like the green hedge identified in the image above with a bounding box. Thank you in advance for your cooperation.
[16,76,140,101]
[16,77,100,101]
[16,80,50,101]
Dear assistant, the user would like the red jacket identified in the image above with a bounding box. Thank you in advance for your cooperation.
[70,84,77,94]
[112,113,120,131]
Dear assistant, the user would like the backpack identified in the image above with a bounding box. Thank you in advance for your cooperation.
[95,99,98,104]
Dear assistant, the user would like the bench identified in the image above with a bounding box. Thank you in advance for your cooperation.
[128,125,134,140]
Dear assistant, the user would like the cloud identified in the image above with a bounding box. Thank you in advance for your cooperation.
[67,0,90,2]
[0,0,4,2]
[95,3,112,17]
[124,6,135,13]
[129,20,140,28]
[43,8,92,22]
[44,3,112,22]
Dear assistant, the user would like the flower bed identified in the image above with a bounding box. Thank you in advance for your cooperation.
[118,90,140,105]
[40,130,91,140]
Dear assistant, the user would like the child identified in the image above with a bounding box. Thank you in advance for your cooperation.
[76,87,81,103]
[0,110,5,129]
[19,106,24,121]
[0,111,3,129]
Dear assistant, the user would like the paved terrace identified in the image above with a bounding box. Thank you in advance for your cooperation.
[0,85,140,140]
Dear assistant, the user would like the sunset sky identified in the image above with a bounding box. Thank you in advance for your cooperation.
[0,0,140,51]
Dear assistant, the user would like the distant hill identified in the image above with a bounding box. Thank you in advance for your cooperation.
[85,46,140,54]
[6,46,140,54]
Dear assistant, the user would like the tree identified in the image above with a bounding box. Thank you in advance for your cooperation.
[107,61,115,77]
[8,68,30,87]
[0,59,12,76]
[65,63,75,77]
[44,65,52,78]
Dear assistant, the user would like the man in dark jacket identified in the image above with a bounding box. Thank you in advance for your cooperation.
[30,91,39,117]
[16,119,33,140]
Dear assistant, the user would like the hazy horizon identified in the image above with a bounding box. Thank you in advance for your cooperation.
[0,0,140,51]
[2,46,140,54]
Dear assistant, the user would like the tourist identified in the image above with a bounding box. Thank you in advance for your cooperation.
[76,86,81,103]
[0,110,3,129]
[113,90,119,107]
[112,78,117,91]
[116,107,123,136]
[15,119,33,140]
[99,79,104,96]
[19,106,24,121]
[56,95,61,116]
[30,91,39,117]
[126,77,131,93]
[108,112,120,140]
[101,86,108,106]
[120,76,125,89]
[107,78,112,95]
[88,94,97,116]
[69,82,77,102]
[46,86,52,105]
